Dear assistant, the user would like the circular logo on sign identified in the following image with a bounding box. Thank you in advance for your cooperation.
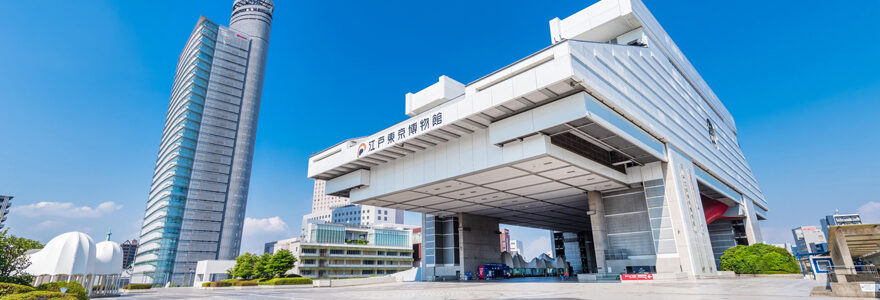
[357,143,367,158]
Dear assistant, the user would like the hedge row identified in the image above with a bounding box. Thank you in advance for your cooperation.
[201,280,257,287]
[258,277,312,286]
[0,283,35,296]
[122,283,152,290]
[34,282,87,300]
[0,291,76,300]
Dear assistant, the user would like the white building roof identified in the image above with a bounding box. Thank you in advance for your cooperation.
[94,241,124,275]
[25,232,97,276]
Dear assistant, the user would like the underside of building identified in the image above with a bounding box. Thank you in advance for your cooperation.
[308,0,767,280]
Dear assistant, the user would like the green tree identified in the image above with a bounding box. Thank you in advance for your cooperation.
[252,253,272,279]
[720,243,799,274]
[266,249,296,278]
[229,253,259,279]
[0,230,43,285]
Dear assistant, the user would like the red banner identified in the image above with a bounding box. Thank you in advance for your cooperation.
[621,274,653,280]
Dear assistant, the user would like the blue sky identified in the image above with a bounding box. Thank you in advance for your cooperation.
[1,0,878,259]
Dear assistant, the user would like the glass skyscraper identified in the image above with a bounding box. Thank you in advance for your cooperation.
[132,0,273,286]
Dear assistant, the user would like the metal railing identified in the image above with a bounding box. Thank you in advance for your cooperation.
[828,265,880,283]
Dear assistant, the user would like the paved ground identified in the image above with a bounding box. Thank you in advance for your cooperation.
[123,277,837,299]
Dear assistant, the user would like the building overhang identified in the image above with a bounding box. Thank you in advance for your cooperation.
[351,134,637,233]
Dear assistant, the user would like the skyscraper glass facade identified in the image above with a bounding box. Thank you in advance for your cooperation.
[133,0,273,286]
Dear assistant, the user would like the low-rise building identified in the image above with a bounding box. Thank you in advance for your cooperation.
[193,260,235,287]
[289,223,413,279]
[267,237,301,254]
[792,226,827,254]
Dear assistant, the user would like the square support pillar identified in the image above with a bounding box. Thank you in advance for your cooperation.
[741,199,764,245]
[587,190,607,273]
[458,213,501,277]
[663,147,718,278]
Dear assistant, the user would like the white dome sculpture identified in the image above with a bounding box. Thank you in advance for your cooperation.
[25,231,96,276]
[501,251,514,266]
[554,256,567,269]
[94,241,123,275]
[513,254,526,268]
[535,258,546,269]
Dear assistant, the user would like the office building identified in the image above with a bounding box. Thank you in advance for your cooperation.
[302,179,403,233]
[121,239,138,270]
[132,0,275,285]
[509,240,523,256]
[821,212,862,238]
[792,226,827,254]
[288,223,414,279]
[308,0,767,280]
[499,228,510,253]
[552,231,595,273]
[412,227,422,267]
[0,195,11,230]
[770,243,795,255]
[265,237,300,254]
[312,179,350,212]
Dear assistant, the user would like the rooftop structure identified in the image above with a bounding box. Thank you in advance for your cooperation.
[821,212,862,238]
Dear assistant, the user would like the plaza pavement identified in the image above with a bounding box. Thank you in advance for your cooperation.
[122,277,837,299]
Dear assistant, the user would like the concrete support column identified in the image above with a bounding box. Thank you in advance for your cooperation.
[587,190,607,273]
[663,147,718,278]
[458,213,501,277]
[741,199,764,245]
[829,226,856,283]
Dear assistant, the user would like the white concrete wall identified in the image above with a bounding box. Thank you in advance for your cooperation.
[568,40,766,210]
[193,260,235,287]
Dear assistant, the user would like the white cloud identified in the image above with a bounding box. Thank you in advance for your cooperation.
[34,220,67,231]
[524,236,551,259]
[13,201,122,218]
[243,216,289,236]
[857,201,880,223]
[759,225,793,245]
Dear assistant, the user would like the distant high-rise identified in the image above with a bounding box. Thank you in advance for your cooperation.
[302,180,403,232]
[499,228,510,253]
[121,240,138,269]
[0,195,11,230]
[509,240,523,256]
[132,0,274,285]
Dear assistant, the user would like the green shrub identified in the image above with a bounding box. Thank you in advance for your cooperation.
[34,282,86,300]
[0,283,35,296]
[121,283,152,290]
[257,277,312,286]
[0,291,76,300]
[207,281,233,287]
[280,274,302,278]
[235,281,257,287]
[720,243,799,274]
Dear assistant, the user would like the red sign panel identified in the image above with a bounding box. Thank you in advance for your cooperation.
[621,274,653,280]
[236,34,248,40]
